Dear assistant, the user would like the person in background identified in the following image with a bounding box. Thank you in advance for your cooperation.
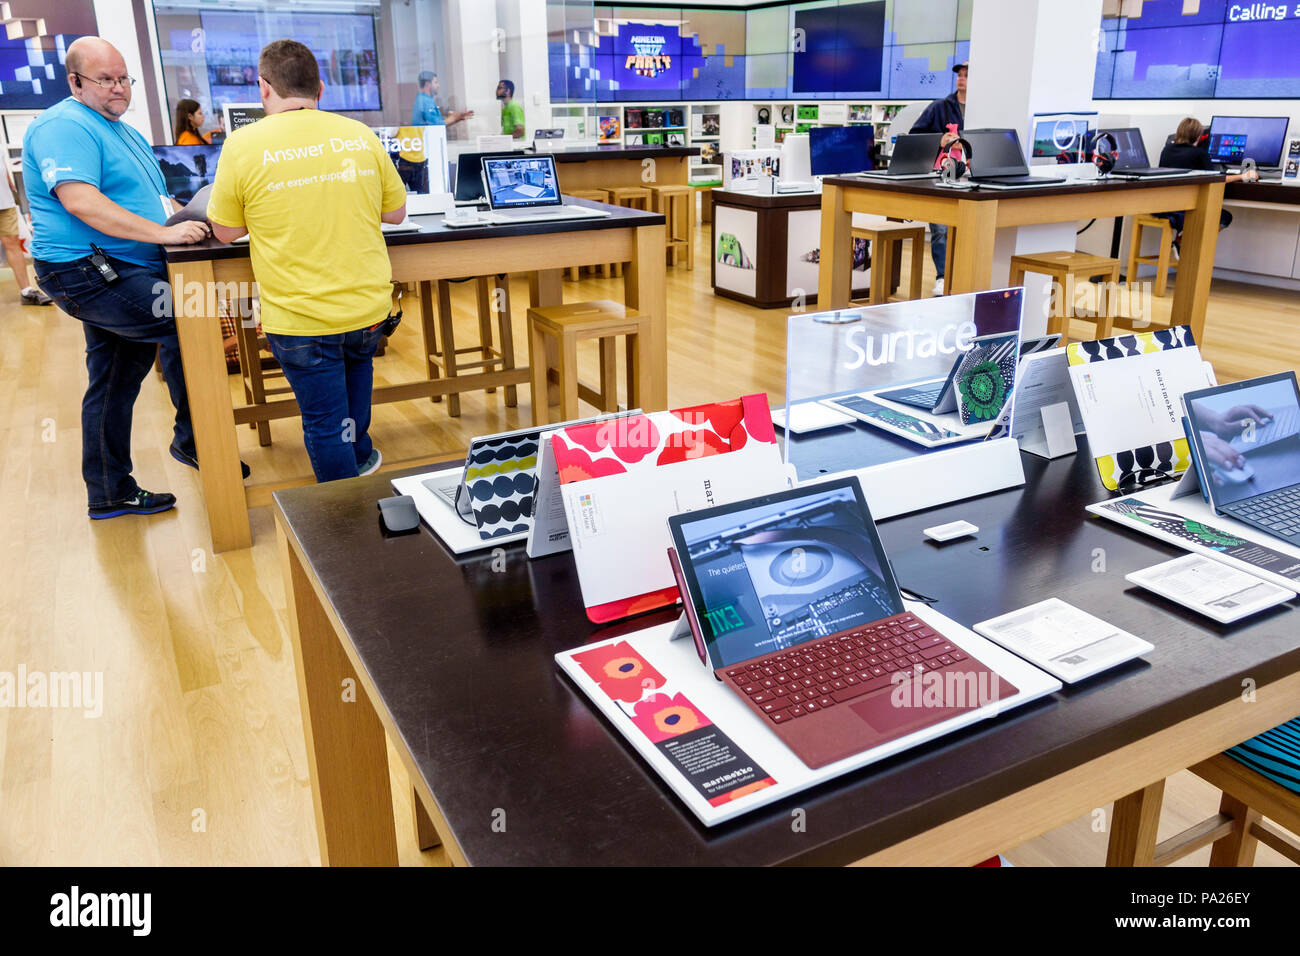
[411,71,472,128]
[0,165,50,305]
[497,78,525,139]
[910,60,968,296]
[173,98,214,145]
[26,36,215,520]
[1156,117,1257,253]
[208,39,407,483]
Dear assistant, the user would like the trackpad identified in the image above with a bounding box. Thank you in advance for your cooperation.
[850,670,1016,733]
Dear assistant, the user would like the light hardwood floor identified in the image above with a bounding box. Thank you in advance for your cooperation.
[1,225,1296,866]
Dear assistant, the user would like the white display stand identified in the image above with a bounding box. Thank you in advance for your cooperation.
[816,437,1026,521]
[555,602,1060,827]
[391,465,527,555]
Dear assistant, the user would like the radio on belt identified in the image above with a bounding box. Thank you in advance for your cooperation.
[923,520,979,542]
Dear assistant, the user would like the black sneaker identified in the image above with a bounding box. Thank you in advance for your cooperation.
[88,489,176,519]
[171,442,251,479]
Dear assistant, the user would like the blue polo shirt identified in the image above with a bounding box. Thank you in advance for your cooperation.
[412,90,444,126]
[23,97,170,266]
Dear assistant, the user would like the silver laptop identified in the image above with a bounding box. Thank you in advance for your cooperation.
[966,129,1065,188]
[858,133,943,179]
[480,154,609,223]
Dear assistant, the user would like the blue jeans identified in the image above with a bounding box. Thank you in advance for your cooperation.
[930,223,948,278]
[34,255,195,507]
[266,325,384,482]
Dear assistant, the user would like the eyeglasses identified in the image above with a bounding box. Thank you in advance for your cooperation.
[74,72,136,90]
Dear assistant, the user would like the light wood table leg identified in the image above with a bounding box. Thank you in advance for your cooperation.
[418,281,442,404]
[495,275,518,408]
[623,224,668,411]
[908,235,923,301]
[947,200,998,295]
[278,525,399,866]
[475,276,496,394]
[1106,778,1166,866]
[412,787,442,851]
[560,332,580,422]
[1169,180,1224,342]
[529,269,564,309]
[816,184,853,309]
[528,323,551,426]
[171,260,250,554]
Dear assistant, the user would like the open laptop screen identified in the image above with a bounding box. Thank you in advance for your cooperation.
[482,155,562,209]
[1184,372,1300,507]
[152,145,223,203]
[1100,128,1150,169]
[966,129,1029,177]
[668,478,904,671]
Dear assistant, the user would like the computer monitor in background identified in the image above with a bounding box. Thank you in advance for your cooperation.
[1030,115,1094,164]
[371,126,449,214]
[809,124,875,177]
[1207,116,1290,167]
[780,134,811,183]
[152,144,223,203]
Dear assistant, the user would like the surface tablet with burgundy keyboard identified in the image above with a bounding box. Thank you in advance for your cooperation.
[668,477,1018,769]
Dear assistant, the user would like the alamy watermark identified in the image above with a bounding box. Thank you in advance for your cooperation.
[0,666,103,718]
[152,274,260,319]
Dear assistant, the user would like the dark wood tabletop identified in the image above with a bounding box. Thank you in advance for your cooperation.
[1225,180,1300,205]
[711,187,823,209]
[163,199,665,263]
[273,437,1300,865]
[821,171,1227,201]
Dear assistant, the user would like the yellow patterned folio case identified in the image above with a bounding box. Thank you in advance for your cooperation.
[1065,326,1214,491]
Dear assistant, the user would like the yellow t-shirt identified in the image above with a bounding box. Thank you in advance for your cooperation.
[207,109,407,336]
[394,126,426,164]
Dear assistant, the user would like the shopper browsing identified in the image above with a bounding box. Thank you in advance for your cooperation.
[1156,117,1258,253]
[26,37,212,520]
[412,71,472,128]
[173,98,215,145]
[497,79,525,139]
[207,39,407,483]
[910,60,968,296]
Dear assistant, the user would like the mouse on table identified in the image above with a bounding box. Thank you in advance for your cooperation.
[378,495,420,534]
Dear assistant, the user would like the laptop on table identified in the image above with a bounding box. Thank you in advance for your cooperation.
[1183,372,1300,546]
[667,477,1025,770]
[858,133,943,179]
[965,129,1065,188]
[479,154,609,223]
[1097,128,1199,178]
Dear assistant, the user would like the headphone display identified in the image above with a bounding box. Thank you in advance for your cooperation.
[757,107,770,125]
[1092,130,1119,176]
[939,136,973,181]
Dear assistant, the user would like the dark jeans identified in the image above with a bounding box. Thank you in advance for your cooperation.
[34,255,195,507]
[930,223,948,278]
[1156,209,1233,233]
[266,325,384,482]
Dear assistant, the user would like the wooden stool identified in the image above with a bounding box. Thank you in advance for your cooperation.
[1107,753,1300,867]
[1127,214,1175,298]
[600,187,652,278]
[851,222,925,304]
[418,275,518,417]
[527,300,649,425]
[565,190,614,279]
[1008,251,1120,347]
[648,184,694,270]
[231,297,288,447]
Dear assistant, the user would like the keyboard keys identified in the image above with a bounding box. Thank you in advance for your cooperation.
[770,710,790,723]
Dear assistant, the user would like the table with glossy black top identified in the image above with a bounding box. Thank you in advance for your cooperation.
[273,437,1300,866]
[816,173,1228,343]
[164,200,665,553]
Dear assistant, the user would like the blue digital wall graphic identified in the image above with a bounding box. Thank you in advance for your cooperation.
[548,1,968,102]
[1094,0,1300,99]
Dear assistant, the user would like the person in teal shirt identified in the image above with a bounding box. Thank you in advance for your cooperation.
[411,71,471,128]
[496,78,525,139]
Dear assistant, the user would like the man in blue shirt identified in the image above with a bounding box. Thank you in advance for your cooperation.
[910,60,968,296]
[26,37,216,519]
[411,71,471,128]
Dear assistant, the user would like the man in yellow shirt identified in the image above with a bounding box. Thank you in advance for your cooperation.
[209,39,407,481]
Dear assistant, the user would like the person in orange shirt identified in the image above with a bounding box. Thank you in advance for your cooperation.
[173,98,214,145]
